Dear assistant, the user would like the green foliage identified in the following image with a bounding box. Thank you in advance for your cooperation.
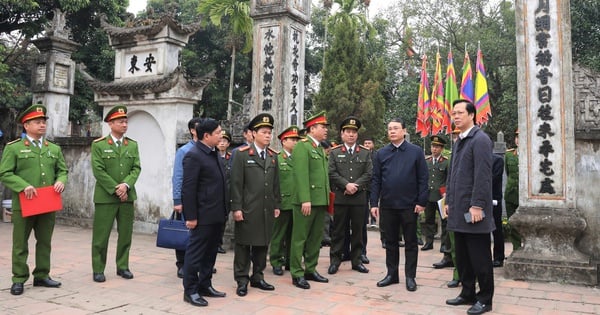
[571,0,600,72]
[197,0,253,53]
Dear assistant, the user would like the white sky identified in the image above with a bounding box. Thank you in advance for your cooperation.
[127,0,386,16]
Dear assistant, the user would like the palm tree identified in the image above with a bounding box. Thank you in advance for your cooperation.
[198,0,253,120]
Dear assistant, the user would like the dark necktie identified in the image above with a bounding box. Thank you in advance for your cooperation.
[348,148,353,155]
[260,151,265,160]
[33,140,40,148]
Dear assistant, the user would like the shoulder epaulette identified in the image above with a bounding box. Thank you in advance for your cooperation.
[125,136,137,142]
[358,144,370,150]
[506,148,516,152]
[6,138,21,145]
[301,138,309,142]
[93,136,107,143]
[425,155,433,160]
[331,144,343,150]
[439,155,448,161]
[238,146,251,152]
[267,147,280,155]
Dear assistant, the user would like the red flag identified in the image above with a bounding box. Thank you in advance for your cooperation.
[431,52,444,135]
[416,55,430,137]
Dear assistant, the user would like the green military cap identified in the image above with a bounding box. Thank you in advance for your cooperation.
[104,105,128,122]
[249,113,274,130]
[430,135,446,146]
[303,110,329,128]
[18,103,48,124]
[278,125,301,141]
[339,116,361,131]
[221,129,232,142]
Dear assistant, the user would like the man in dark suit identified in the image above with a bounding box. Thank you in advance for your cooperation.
[230,113,281,296]
[491,153,505,267]
[445,100,494,315]
[370,117,428,292]
[181,118,228,307]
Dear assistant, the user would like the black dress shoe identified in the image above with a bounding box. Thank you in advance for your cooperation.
[433,258,454,269]
[398,241,405,247]
[292,277,310,289]
[352,264,369,273]
[405,277,417,291]
[199,286,226,297]
[177,268,184,279]
[116,269,134,279]
[236,282,248,296]
[421,242,433,250]
[217,246,226,254]
[447,279,461,288]
[467,301,492,315]
[251,279,275,291]
[10,283,24,295]
[183,293,208,307]
[446,296,476,306]
[33,277,61,287]
[492,260,504,267]
[321,239,331,247]
[360,255,370,264]
[273,266,284,276]
[440,245,448,253]
[417,239,424,246]
[93,272,106,282]
[304,271,328,283]
[376,275,399,287]
[327,264,339,275]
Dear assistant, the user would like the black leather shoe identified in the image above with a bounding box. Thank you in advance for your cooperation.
[327,264,339,275]
[304,271,328,283]
[217,246,226,254]
[376,275,399,287]
[116,269,134,279]
[198,286,226,297]
[360,254,370,264]
[10,283,24,295]
[417,239,424,246]
[398,241,405,247]
[446,296,476,306]
[273,266,284,276]
[292,277,310,289]
[447,279,461,288]
[93,272,106,282]
[433,258,454,269]
[177,268,184,279]
[321,239,331,247]
[236,282,248,296]
[183,293,208,306]
[352,264,369,273]
[405,277,417,291]
[251,279,275,291]
[467,301,492,315]
[440,245,448,253]
[492,260,504,267]
[33,277,61,287]
[421,242,433,250]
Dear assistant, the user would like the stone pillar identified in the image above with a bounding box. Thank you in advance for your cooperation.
[250,0,311,137]
[31,9,79,139]
[506,0,597,285]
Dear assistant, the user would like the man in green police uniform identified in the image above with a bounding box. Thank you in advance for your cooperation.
[0,104,68,295]
[327,116,372,275]
[270,125,301,276]
[91,105,141,283]
[504,129,521,251]
[422,136,449,251]
[230,113,281,296]
[289,111,330,289]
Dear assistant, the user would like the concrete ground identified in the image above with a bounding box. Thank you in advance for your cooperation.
[1,222,599,314]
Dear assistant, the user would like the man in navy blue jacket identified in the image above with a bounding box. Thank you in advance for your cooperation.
[370,117,428,292]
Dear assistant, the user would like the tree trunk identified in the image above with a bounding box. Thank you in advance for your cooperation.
[227,45,236,121]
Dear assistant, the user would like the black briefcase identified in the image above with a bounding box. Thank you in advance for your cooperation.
[156,212,189,250]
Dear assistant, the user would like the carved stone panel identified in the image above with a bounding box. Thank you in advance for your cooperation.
[573,63,600,139]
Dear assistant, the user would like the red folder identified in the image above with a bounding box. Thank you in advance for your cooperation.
[18,186,63,217]
[328,192,335,215]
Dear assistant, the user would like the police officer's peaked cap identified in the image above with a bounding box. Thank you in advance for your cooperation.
[104,105,128,122]
[430,135,446,146]
[221,129,232,142]
[278,125,301,140]
[339,116,361,131]
[18,103,48,124]
[303,110,329,128]
[249,113,274,130]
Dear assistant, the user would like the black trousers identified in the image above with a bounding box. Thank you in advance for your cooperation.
[380,208,418,278]
[331,205,364,266]
[182,223,221,295]
[455,232,494,305]
[492,205,505,261]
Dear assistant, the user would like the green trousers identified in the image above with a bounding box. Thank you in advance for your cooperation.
[290,205,326,278]
[449,231,459,281]
[270,210,293,268]
[12,210,56,283]
[91,202,134,272]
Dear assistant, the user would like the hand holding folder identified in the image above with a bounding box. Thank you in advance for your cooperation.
[18,186,63,217]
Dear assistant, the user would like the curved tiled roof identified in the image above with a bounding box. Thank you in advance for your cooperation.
[77,64,215,96]
[100,14,201,38]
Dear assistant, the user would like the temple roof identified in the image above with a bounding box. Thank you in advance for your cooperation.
[100,14,201,39]
[77,64,215,96]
